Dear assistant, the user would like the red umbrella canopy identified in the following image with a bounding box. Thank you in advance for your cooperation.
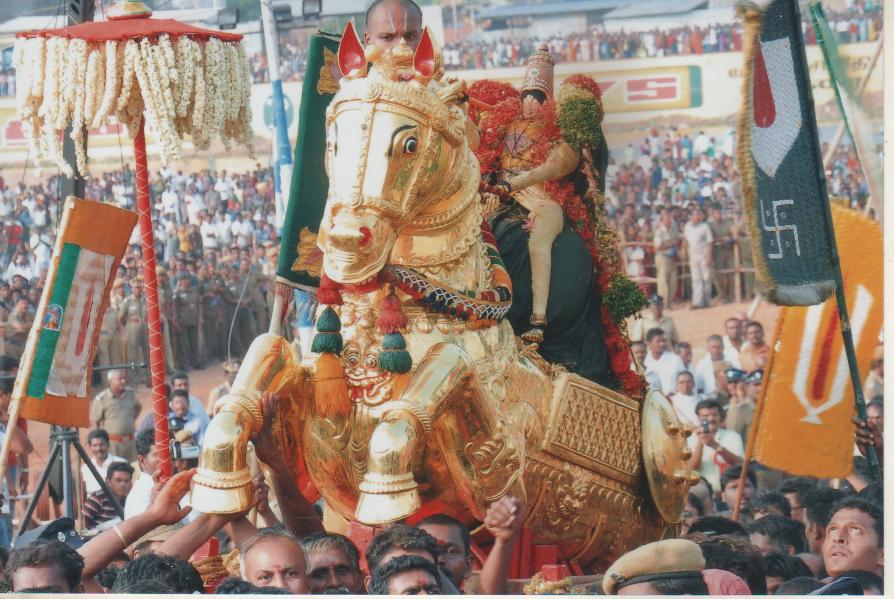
[13,15,254,175]
[17,18,243,43]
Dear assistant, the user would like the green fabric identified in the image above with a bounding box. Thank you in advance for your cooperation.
[316,306,341,333]
[382,333,406,350]
[276,32,341,289]
[27,243,80,399]
[380,349,412,373]
[744,0,836,306]
[311,332,343,354]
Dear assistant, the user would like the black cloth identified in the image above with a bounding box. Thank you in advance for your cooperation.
[490,209,615,388]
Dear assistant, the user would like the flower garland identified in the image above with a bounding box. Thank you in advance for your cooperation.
[469,81,645,397]
[382,221,513,325]
[13,32,255,177]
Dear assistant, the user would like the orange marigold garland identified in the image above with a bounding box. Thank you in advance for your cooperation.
[469,85,644,397]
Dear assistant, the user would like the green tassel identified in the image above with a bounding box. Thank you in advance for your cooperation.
[316,307,341,333]
[380,348,412,374]
[382,333,406,351]
[312,332,343,354]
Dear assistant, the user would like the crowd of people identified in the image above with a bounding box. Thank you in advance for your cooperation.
[0,144,884,594]
[0,0,885,592]
[1,164,285,380]
[603,125,876,309]
[239,1,881,83]
[0,354,885,594]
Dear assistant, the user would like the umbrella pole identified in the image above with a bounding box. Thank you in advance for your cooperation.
[134,118,172,481]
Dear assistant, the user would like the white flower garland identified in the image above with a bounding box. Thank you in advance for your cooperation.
[13,31,254,174]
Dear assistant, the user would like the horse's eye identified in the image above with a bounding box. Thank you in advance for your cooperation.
[403,137,418,155]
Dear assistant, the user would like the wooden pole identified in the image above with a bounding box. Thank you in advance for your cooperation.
[134,119,173,481]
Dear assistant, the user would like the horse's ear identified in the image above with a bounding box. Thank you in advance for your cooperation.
[413,27,439,84]
[338,20,367,78]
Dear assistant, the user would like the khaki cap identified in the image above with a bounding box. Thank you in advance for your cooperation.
[602,539,705,594]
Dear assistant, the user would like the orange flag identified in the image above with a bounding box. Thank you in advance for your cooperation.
[15,198,136,427]
[752,204,882,477]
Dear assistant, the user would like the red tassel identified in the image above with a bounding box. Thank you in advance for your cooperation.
[318,272,343,306]
[377,290,408,334]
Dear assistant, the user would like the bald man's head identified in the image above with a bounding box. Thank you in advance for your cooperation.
[364,0,423,51]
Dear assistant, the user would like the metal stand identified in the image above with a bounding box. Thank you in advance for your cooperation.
[16,426,124,538]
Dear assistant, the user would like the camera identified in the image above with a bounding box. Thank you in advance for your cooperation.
[170,440,200,460]
[700,418,710,434]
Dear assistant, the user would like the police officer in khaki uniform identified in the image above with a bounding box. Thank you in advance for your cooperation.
[238,259,267,339]
[98,280,125,369]
[90,369,141,462]
[628,295,680,346]
[602,539,707,595]
[118,279,148,385]
[223,264,255,357]
[156,268,177,373]
[708,204,735,302]
[199,263,225,362]
[173,274,201,370]
[653,208,681,308]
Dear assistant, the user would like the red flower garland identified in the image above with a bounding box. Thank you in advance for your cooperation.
[470,88,644,397]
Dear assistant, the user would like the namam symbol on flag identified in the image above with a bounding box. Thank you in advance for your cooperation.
[45,250,114,399]
[792,285,874,424]
[751,37,802,178]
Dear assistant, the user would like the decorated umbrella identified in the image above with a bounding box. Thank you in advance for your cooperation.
[13,0,255,480]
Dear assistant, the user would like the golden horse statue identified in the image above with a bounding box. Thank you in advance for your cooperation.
[192,27,695,571]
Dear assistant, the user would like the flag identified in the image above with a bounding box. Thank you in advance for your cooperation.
[15,197,137,427]
[276,31,341,291]
[753,204,882,477]
[736,0,837,305]
[809,2,884,219]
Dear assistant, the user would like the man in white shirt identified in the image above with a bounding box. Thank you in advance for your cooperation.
[695,334,726,396]
[81,429,126,495]
[670,371,699,427]
[683,207,713,308]
[687,399,744,491]
[722,317,747,369]
[170,372,211,424]
[644,327,687,395]
[199,212,219,250]
[124,428,196,523]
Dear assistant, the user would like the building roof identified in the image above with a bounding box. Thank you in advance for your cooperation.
[602,0,709,19]
[477,0,623,20]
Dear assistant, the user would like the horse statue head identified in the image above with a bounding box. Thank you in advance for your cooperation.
[318,22,479,286]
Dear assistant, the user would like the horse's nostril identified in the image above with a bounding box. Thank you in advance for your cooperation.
[359,226,372,248]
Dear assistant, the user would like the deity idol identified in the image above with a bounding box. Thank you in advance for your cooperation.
[470,46,625,388]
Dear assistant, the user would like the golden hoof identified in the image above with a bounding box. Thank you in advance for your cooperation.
[355,488,421,525]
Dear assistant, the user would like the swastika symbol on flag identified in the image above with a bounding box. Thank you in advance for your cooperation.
[760,197,801,259]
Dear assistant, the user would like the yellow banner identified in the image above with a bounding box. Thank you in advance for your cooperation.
[752,205,883,477]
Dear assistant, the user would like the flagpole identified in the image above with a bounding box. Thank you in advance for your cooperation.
[804,2,881,482]
[810,3,884,223]
[821,32,883,172]
[732,2,878,519]
[730,8,770,521]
